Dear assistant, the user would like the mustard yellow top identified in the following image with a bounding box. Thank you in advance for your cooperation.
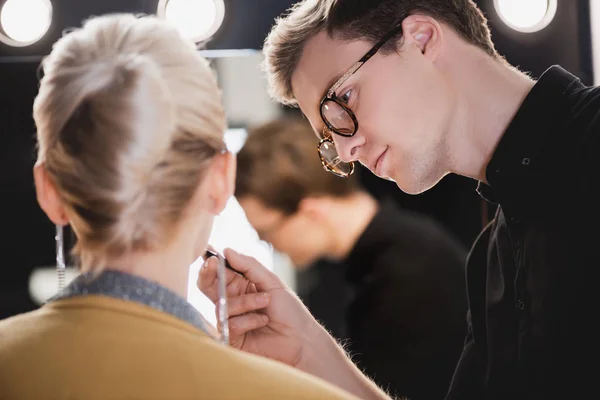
[0,296,357,399]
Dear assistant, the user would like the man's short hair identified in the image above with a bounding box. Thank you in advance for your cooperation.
[235,117,361,214]
[263,0,498,106]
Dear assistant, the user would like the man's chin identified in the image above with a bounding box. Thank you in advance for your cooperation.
[366,163,442,194]
[371,168,396,183]
[366,166,395,182]
[395,175,444,195]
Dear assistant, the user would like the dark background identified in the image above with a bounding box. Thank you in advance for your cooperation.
[0,0,594,319]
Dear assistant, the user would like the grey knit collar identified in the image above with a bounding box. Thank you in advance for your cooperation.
[50,269,212,335]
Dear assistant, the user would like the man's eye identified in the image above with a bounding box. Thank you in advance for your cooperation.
[339,89,352,104]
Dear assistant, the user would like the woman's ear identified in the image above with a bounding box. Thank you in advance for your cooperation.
[206,152,236,215]
[33,163,69,225]
[224,152,236,201]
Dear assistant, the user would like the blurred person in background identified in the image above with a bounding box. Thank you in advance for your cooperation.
[0,13,358,400]
[235,117,468,400]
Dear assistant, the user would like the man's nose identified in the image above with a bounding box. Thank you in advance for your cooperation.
[333,132,365,162]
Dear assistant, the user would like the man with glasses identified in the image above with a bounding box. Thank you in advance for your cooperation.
[199,1,600,399]
[235,117,468,400]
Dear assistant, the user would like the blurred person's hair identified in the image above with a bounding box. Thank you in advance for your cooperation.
[34,14,227,270]
[263,0,498,106]
[236,117,361,214]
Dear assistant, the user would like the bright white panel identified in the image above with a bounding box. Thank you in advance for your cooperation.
[187,196,274,326]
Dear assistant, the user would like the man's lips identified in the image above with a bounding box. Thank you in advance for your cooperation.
[374,147,388,175]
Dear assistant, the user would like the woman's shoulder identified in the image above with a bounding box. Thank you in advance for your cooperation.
[0,297,357,399]
[0,305,52,344]
[189,338,359,399]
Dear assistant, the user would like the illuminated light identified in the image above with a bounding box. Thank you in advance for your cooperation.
[494,0,557,33]
[29,267,78,305]
[0,0,52,47]
[188,196,274,327]
[157,0,225,43]
[224,128,248,154]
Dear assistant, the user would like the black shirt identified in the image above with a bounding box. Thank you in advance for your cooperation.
[446,66,600,400]
[343,199,468,400]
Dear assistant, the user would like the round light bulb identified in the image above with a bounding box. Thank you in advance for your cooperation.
[494,0,557,33]
[159,0,225,42]
[0,0,52,46]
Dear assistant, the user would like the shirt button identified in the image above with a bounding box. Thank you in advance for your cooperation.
[522,158,531,165]
[516,300,525,311]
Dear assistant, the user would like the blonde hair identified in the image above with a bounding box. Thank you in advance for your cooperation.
[34,14,227,271]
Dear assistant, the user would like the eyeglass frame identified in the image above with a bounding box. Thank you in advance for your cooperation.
[317,24,404,177]
[319,24,404,138]
[318,128,355,177]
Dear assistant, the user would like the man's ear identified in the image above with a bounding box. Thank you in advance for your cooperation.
[297,196,330,221]
[207,152,236,215]
[33,163,69,225]
[401,14,443,59]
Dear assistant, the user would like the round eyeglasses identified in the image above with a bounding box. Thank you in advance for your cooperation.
[316,24,404,177]
[317,129,355,178]
[320,97,358,137]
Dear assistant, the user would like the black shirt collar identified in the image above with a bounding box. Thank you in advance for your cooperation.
[477,66,583,209]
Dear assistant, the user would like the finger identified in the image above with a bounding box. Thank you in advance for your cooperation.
[225,313,269,336]
[203,250,243,285]
[199,257,256,303]
[226,292,271,317]
[248,282,258,294]
[223,248,283,291]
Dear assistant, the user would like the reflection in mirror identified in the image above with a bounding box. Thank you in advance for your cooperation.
[187,51,297,325]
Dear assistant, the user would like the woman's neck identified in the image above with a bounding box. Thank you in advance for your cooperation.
[106,222,206,299]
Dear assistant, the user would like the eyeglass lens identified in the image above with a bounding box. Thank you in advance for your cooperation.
[321,99,356,135]
[319,140,353,176]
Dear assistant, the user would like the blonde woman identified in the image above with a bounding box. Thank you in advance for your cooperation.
[0,14,356,399]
